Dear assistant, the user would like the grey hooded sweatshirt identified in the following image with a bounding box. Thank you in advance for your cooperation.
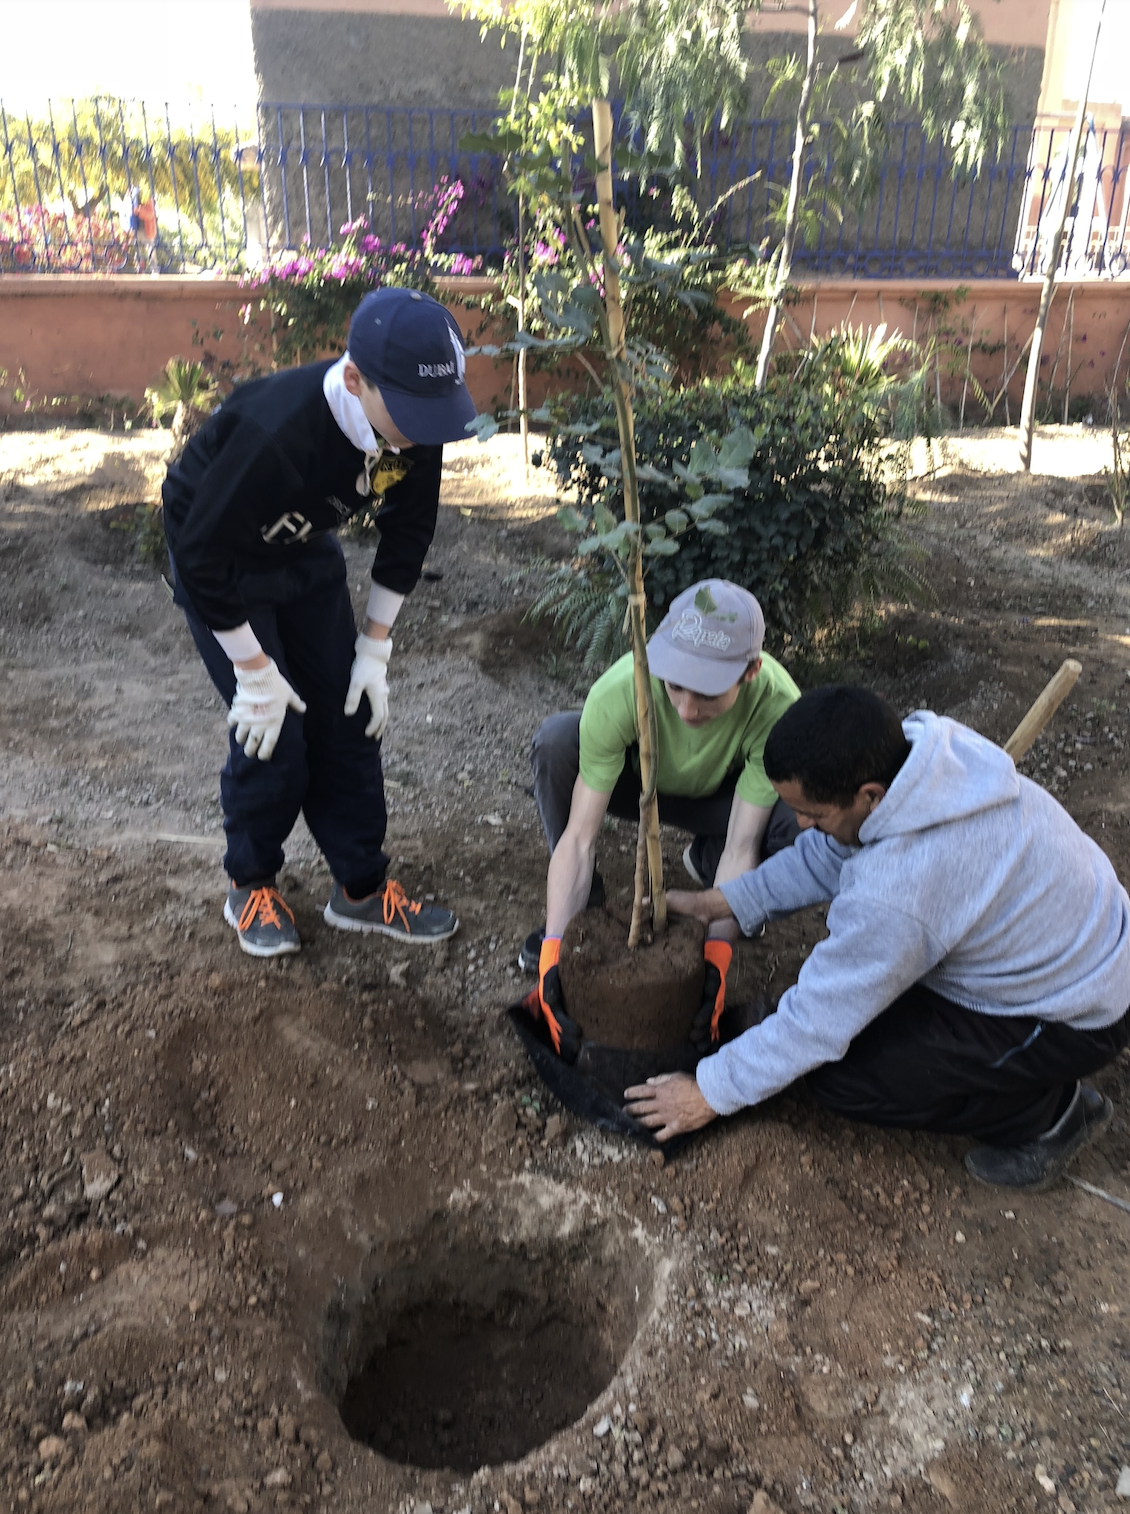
[697,711,1130,1117]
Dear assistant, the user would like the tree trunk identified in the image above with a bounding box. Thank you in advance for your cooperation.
[512,27,530,477]
[517,192,529,476]
[592,98,666,943]
[754,0,818,390]
[1018,0,1105,472]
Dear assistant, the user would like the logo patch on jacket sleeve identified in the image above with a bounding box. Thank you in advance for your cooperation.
[369,455,412,497]
[261,511,313,545]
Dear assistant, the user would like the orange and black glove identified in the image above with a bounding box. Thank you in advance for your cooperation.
[691,939,733,1053]
[536,937,583,1063]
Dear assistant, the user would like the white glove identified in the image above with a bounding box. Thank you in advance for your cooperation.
[227,659,307,761]
[344,633,392,739]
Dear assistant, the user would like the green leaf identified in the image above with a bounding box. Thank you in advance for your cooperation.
[694,585,720,614]
[715,467,750,490]
[466,413,499,443]
[644,536,680,556]
[717,425,757,470]
[635,461,674,484]
[556,505,588,533]
[644,523,667,541]
[687,438,720,478]
[593,502,617,536]
[664,508,690,533]
[696,518,729,537]
[686,493,731,519]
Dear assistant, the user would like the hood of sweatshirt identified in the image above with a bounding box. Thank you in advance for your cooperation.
[859,711,1020,844]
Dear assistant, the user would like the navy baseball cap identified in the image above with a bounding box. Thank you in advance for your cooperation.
[347,287,477,445]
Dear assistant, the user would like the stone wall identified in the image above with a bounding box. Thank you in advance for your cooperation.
[4,275,1127,428]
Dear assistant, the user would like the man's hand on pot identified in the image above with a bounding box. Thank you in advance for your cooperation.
[623,1073,718,1143]
[666,887,735,928]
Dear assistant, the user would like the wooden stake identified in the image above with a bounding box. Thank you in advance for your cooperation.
[959,305,977,430]
[1062,287,1075,424]
[1018,0,1105,470]
[1003,659,1083,762]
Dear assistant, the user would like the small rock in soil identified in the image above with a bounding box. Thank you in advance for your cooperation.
[80,1150,119,1202]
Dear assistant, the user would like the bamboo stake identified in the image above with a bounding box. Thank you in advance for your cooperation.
[1062,286,1075,424]
[592,99,666,940]
[1004,659,1082,763]
[755,0,817,388]
[959,305,977,430]
[1044,287,1071,421]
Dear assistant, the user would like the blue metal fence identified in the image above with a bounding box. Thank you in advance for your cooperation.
[3,98,1129,280]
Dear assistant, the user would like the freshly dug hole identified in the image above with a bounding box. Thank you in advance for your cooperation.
[559,908,705,1049]
[332,1202,654,1472]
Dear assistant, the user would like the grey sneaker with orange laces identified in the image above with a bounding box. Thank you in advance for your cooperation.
[322,878,458,942]
[224,880,301,958]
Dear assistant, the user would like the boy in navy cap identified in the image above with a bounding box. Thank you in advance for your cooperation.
[163,287,476,957]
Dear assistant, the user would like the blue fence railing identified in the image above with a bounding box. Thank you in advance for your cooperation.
[3,98,1129,281]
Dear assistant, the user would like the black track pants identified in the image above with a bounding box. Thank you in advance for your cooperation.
[807,982,1130,1146]
[174,537,390,894]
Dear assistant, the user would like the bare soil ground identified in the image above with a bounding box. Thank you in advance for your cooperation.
[1,425,1129,1514]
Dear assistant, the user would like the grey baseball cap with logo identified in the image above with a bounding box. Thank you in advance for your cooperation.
[647,580,766,696]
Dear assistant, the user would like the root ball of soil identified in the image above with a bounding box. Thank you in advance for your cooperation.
[558,908,705,1050]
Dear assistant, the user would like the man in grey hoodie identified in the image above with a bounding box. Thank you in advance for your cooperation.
[625,686,1130,1189]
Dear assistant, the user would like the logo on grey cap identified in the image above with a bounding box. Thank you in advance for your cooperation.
[670,611,733,651]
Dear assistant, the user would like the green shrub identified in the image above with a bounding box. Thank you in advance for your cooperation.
[542,351,907,651]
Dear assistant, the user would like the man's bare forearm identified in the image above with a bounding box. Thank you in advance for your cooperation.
[666,887,734,928]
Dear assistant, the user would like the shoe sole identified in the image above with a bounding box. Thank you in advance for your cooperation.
[223,899,301,958]
[682,843,708,888]
[964,1094,1113,1192]
[323,903,459,943]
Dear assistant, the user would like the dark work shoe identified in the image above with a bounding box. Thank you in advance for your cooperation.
[323,879,458,943]
[224,881,301,958]
[518,927,544,975]
[684,834,726,887]
[964,1083,1113,1191]
[683,839,708,887]
[518,871,606,974]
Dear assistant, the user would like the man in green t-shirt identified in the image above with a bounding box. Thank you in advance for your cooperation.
[522,579,800,1059]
